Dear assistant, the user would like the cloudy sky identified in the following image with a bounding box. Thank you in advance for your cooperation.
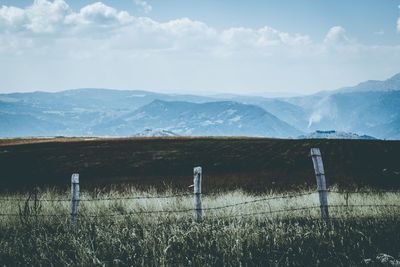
[0,0,399,95]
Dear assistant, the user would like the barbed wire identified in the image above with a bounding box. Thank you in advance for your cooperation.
[328,189,400,194]
[78,192,195,201]
[0,192,317,215]
[0,191,315,202]
[0,198,65,202]
[0,188,399,218]
[0,192,315,216]
[217,204,400,219]
[2,188,400,203]
[331,203,399,210]
[0,213,65,217]
[202,191,315,211]
[76,191,317,217]
[2,189,400,203]
[0,192,195,202]
[2,202,400,218]
[216,205,321,219]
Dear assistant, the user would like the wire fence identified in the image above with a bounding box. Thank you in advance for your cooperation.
[0,192,195,202]
[1,147,400,224]
[1,188,397,202]
[1,189,399,218]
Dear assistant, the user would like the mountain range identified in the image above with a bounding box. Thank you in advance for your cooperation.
[0,73,399,139]
[298,130,376,140]
[90,100,300,137]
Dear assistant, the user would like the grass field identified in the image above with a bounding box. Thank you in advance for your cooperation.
[1,137,400,191]
[1,137,400,265]
[1,187,400,266]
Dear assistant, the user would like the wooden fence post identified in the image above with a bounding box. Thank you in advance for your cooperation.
[310,148,329,220]
[70,173,80,230]
[193,167,202,222]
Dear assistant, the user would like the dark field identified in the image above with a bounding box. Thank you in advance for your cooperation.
[2,137,400,266]
[0,137,399,191]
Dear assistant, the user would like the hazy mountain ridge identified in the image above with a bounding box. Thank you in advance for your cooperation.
[91,100,301,137]
[210,95,309,132]
[298,130,376,140]
[336,73,400,93]
[0,89,217,137]
[0,88,214,112]
[0,72,399,139]
[304,91,400,139]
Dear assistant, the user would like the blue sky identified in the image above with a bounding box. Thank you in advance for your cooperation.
[5,0,398,43]
[0,0,399,95]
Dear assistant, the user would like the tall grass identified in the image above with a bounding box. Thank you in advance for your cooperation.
[1,188,400,266]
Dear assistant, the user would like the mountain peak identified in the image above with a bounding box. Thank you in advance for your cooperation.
[388,72,400,82]
[337,72,400,93]
[298,130,376,140]
[96,99,301,137]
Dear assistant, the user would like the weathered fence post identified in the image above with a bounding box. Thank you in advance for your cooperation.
[310,148,329,220]
[193,166,202,222]
[70,173,80,230]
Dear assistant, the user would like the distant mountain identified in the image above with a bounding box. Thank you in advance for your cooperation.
[0,89,216,137]
[298,130,376,140]
[0,112,65,137]
[287,72,400,107]
[301,91,400,139]
[0,72,400,139]
[336,73,400,93]
[212,95,308,132]
[91,100,301,137]
[253,100,308,131]
[282,73,400,140]
[0,88,215,112]
[134,128,180,137]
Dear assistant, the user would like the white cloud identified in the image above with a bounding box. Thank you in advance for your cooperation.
[25,0,70,33]
[0,1,133,34]
[0,0,70,33]
[0,1,311,52]
[158,18,219,50]
[397,17,400,32]
[65,2,133,27]
[0,6,26,28]
[160,18,214,37]
[397,5,400,32]
[221,26,311,49]
[1,1,400,94]
[0,1,393,62]
[134,0,152,14]
[324,26,352,45]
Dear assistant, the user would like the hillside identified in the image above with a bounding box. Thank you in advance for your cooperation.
[91,100,301,137]
[0,89,215,137]
[302,91,400,139]
[298,130,376,140]
[213,96,309,132]
[336,72,400,93]
[0,137,399,191]
[0,72,400,139]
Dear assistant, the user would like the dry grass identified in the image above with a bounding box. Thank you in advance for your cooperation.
[1,187,399,221]
[0,136,270,146]
[1,187,400,266]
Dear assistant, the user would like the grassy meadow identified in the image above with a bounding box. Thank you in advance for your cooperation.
[1,138,400,265]
[1,187,400,266]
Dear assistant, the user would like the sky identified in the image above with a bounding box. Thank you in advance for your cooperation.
[0,0,399,96]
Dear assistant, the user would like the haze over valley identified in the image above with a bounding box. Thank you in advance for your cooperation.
[1,73,400,139]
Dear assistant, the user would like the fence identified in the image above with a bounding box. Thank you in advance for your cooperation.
[0,148,400,229]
